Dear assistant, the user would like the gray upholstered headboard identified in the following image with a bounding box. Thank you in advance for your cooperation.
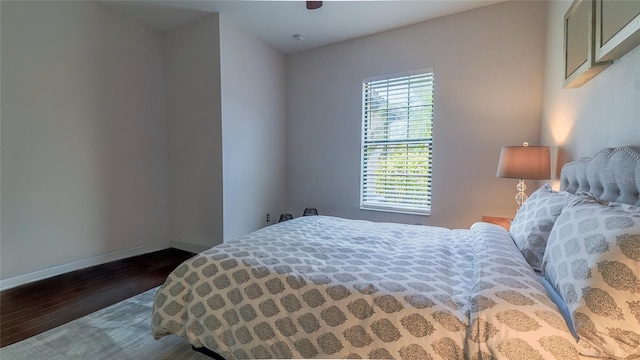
[560,146,640,206]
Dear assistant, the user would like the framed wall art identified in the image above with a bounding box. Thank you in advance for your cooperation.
[594,0,640,62]
[563,0,612,88]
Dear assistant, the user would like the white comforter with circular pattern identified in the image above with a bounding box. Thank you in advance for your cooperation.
[152,216,586,359]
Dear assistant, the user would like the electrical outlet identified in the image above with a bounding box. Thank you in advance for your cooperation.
[266,213,270,223]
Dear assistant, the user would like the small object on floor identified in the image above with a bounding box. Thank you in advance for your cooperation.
[303,207,318,216]
[279,213,293,222]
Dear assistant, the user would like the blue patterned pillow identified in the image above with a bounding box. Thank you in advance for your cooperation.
[542,196,640,358]
[508,184,575,271]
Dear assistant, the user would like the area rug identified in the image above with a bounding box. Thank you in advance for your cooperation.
[0,287,210,360]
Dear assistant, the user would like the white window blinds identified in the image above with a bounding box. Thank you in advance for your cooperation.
[360,69,434,215]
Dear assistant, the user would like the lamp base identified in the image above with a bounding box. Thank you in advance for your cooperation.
[515,179,527,210]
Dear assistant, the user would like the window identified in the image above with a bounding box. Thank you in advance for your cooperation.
[360,69,434,215]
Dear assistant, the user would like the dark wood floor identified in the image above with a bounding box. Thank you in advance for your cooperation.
[0,248,194,347]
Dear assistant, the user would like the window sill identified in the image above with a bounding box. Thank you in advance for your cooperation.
[360,205,431,216]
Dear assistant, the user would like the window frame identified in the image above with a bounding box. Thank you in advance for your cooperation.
[359,68,435,216]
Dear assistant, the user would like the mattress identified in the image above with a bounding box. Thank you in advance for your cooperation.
[152,215,583,359]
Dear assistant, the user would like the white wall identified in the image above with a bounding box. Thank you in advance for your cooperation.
[9,0,623,285]
[219,16,287,241]
[286,1,548,228]
[540,0,640,171]
[165,15,224,248]
[1,1,169,280]
[0,4,288,286]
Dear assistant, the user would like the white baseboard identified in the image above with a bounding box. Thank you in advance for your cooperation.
[0,241,171,291]
[0,239,214,291]
[170,240,210,254]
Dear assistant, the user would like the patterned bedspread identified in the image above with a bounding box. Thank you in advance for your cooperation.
[152,216,585,359]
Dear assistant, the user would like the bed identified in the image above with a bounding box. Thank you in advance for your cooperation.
[152,146,640,359]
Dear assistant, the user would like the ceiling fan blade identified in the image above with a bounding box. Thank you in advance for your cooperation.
[306,1,323,10]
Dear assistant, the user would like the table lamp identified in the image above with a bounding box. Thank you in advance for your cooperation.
[496,142,550,209]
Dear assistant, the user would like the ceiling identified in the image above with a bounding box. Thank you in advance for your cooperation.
[98,0,507,54]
